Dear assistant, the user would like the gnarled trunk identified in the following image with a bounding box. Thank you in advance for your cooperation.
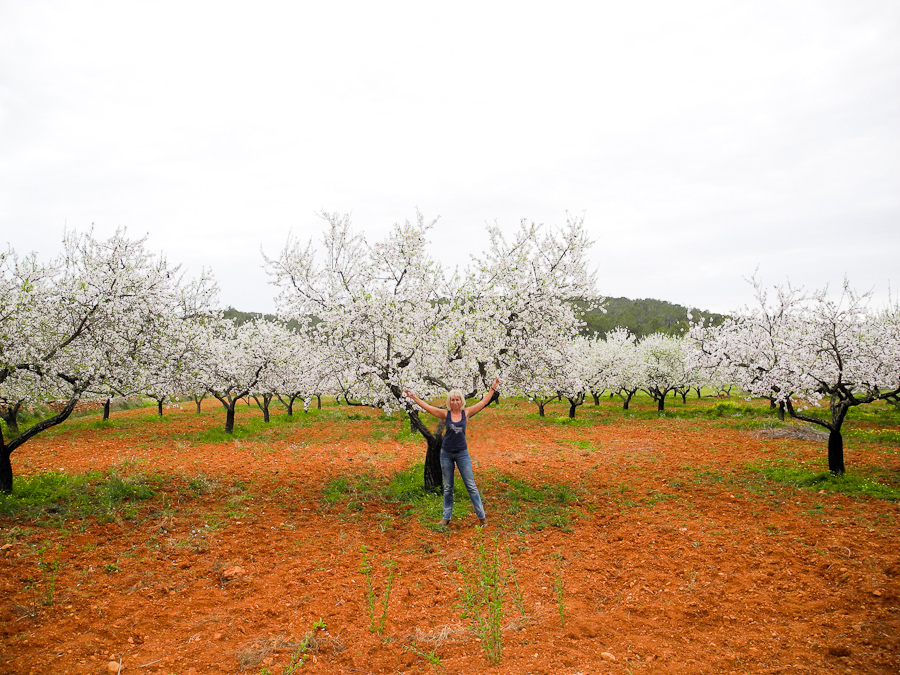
[253,394,273,422]
[225,405,236,433]
[828,429,845,475]
[0,434,11,495]
[0,395,81,494]
[405,407,443,492]
[102,398,111,421]
[1,401,22,435]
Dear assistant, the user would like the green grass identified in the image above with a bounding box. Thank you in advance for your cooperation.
[756,464,900,501]
[193,409,324,443]
[487,473,579,531]
[0,470,157,522]
[319,463,579,531]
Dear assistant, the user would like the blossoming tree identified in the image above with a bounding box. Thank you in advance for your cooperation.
[0,229,214,493]
[266,212,597,489]
[688,280,900,474]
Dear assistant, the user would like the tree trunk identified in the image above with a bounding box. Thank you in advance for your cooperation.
[679,390,687,404]
[423,433,443,492]
[828,429,845,475]
[195,399,202,413]
[0,422,11,493]
[0,444,11,495]
[225,405,236,434]
[567,395,584,419]
[277,394,296,416]
[1,401,22,435]
[622,391,633,410]
[253,394,272,422]
[695,387,702,399]
[0,394,80,494]
[404,407,443,492]
[103,398,111,421]
[537,402,546,417]
[157,400,164,416]
[777,402,785,422]
[592,391,600,405]
[657,395,665,412]
[316,395,322,410]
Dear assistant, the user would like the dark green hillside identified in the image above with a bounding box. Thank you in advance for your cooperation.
[222,307,306,332]
[225,297,727,340]
[574,297,727,338]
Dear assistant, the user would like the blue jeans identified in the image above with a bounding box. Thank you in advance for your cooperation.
[440,447,486,520]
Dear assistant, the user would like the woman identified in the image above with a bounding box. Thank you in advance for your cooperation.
[404,377,500,527]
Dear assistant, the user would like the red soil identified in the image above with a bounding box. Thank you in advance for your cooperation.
[1,398,897,674]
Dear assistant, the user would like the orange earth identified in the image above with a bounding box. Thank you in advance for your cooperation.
[1,396,897,675]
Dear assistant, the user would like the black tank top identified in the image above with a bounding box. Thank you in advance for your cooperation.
[442,410,467,451]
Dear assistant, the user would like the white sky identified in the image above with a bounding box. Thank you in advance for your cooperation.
[2,1,898,315]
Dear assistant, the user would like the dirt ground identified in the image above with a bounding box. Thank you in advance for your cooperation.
[1,398,897,674]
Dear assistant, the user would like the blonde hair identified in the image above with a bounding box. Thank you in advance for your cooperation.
[445,389,465,408]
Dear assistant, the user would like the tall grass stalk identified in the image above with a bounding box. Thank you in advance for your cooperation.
[454,531,506,664]
[359,546,397,634]
[551,553,566,628]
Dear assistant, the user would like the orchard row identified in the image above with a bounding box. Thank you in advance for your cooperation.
[2,214,897,490]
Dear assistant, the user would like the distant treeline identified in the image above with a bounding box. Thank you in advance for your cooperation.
[222,307,306,332]
[226,297,726,339]
[575,297,727,338]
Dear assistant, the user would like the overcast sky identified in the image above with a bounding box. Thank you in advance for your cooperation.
[2,1,898,315]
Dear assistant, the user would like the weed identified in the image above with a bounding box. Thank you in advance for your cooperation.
[37,544,62,606]
[283,618,327,674]
[360,547,397,634]
[404,643,441,666]
[551,555,566,628]
[505,546,527,617]
[452,531,506,664]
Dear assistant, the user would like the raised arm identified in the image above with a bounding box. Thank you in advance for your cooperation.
[403,389,446,420]
[465,377,500,419]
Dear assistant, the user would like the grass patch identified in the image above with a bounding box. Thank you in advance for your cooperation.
[321,464,451,524]
[487,473,579,531]
[0,470,157,522]
[193,410,322,443]
[757,465,900,501]
[319,464,578,531]
[524,414,591,427]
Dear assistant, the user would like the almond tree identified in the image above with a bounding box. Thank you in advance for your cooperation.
[595,327,642,410]
[266,213,468,489]
[0,230,214,493]
[266,212,597,490]
[638,333,691,412]
[196,318,273,433]
[245,319,303,422]
[689,280,900,474]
